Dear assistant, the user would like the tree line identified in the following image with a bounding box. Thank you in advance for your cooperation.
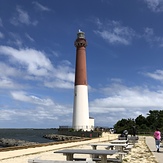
[113,110,163,134]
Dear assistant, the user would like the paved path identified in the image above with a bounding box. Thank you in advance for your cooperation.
[146,136,163,163]
[0,133,117,161]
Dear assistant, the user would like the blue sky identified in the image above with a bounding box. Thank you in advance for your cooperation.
[1,0,163,128]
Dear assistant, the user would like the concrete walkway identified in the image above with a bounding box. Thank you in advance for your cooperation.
[146,136,163,163]
[0,133,117,161]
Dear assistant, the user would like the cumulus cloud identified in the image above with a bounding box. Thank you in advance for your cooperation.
[145,70,163,81]
[89,83,163,125]
[54,61,74,83]
[0,88,73,127]
[0,63,20,77]
[90,84,163,119]
[11,91,54,106]
[91,87,163,109]
[0,45,74,89]
[0,63,24,89]
[0,77,19,89]
[0,104,72,127]
[10,6,38,26]
[45,79,73,89]
[0,45,53,76]
[144,0,163,12]
[0,109,17,121]
[94,19,136,45]
[45,61,74,89]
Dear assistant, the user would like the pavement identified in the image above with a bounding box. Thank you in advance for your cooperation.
[0,132,117,161]
[146,136,163,163]
[0,134,162,163]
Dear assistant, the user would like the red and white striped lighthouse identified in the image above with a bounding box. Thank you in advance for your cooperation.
[72,30,92,131]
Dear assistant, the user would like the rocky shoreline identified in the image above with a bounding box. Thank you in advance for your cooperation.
[43,134,81,141]
[0,134,82,148]
[0,138,38,147]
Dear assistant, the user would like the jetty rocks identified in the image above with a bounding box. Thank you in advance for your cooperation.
[0,138,38,147]
[43,134,81,141]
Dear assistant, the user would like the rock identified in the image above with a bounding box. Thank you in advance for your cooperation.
[43,134,81,141]
[0,138,38,147]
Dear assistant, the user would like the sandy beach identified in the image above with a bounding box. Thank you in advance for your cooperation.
[0,133,158,163]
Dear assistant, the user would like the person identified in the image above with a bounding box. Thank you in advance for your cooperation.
[119,130,128,140]
[132,125,137,136]
[154,128,161,152]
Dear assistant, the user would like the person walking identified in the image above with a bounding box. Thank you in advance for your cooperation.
[154,128,161,152]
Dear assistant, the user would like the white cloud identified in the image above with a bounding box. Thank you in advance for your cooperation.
[8,32,23,47]
[145,70,163,81]
[144,0,163,12]
[0,77,18,89]
[0,45,53,76]
[25,33,35,42]
[32,1,51,11]
[55,62,74,83]
[0,109,17,120]
[11,91,54,106]
[0,18,3,27]
[88,83,163,126]
[144,27,154,36]
[10,6,38,26]
[110,78,123,83]
[0,46,74,89]
[0,101,72,127]
[90,83,163,113]
[0,32,4,39]
[45,79,73,89]
[0,63,25,89]
[94,19,136,45]
[17,6,30,25]
[0,62,21,77]
[144,27,163,47]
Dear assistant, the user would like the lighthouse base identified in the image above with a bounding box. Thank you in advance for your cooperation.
[72,85,92,131]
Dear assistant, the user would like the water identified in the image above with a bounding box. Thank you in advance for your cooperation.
[0,128,58,144]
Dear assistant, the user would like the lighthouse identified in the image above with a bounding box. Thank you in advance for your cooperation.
[72,30,94,131]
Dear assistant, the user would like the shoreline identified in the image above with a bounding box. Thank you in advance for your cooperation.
[0,137,91,152]
[0,133,158,163]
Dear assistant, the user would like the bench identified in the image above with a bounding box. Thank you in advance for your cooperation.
[128,136,139,144]
[122,144,133,154]
[125,144,133,151]
[105,145,114,150]
[28,159,95,163]
[73,152,126,163]
[73,158,122,163]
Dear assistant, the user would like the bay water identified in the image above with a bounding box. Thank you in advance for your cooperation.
[0,128,58,145]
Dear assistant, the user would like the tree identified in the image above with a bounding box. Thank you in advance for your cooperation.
[114,118,136,134]
[113,110,163,134]
[135,115,147,126]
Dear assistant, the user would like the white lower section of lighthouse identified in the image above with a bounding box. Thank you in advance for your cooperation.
[72,85,90,131]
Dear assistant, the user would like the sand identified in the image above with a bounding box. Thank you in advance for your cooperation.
[0,133,158,163]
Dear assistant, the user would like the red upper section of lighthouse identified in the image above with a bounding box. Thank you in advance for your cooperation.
[74,30,88,86]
